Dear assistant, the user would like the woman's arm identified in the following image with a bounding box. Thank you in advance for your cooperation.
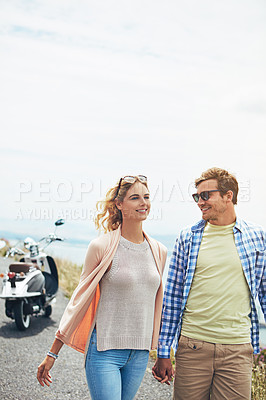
[37,337,64,387]
[37,236,106,386]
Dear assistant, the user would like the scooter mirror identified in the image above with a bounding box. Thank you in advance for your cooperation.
[0,240,6,250]
[24,237,36,249]
[55,219,65,226]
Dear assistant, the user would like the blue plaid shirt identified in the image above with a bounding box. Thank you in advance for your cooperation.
[158,218,265,357]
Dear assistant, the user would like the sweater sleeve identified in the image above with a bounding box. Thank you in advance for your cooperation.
[55,237,106,343]
[80,238,106,280]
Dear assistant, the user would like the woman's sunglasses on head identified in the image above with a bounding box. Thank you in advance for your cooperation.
[120,175,147,184]
[114,175,147,200]
[192,190,220,203]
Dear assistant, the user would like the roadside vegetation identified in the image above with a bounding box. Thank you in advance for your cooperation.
[252,348,266,399]
[55,256,83,299]
[0,239,9,257]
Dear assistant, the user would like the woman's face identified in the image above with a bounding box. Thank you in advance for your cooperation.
[116,181,150,222]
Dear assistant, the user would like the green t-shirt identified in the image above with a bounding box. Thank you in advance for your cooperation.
[181,222,251,344]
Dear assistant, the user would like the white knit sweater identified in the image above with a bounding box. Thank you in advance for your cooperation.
[96,236,160,351]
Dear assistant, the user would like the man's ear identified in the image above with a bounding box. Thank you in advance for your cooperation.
[226,190,234,202]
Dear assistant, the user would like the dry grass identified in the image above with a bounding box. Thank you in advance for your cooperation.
[252,348,266,399]
[54,256,83,299]
[0,239,9,257]
[252,363,265,399]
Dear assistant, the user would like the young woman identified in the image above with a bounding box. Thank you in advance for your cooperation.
[37,175,167,400]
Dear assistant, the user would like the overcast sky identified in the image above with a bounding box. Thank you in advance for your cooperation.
[0,0,265,240]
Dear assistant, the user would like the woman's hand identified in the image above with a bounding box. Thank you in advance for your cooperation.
[37,356,55,387]
[37,338,63,386]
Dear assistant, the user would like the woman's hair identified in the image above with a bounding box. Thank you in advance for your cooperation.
[94,177,149,232]
[195,167,239,204]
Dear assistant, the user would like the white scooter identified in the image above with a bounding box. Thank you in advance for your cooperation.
[0,219,65,331]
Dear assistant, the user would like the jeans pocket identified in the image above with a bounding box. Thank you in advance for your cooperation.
[86,330,97,361]
[86,343,93,362]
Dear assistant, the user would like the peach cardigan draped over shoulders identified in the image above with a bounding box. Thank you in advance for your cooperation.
[55,226,167,354]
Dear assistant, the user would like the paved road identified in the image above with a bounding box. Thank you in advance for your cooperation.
[0,259,172,400]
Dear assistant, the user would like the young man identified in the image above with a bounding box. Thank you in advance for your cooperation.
[153,167,265,400]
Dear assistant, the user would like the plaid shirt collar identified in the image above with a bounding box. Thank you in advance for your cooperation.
[190,217,244,232]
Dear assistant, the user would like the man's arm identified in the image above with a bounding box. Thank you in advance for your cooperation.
[257,229,266,321]
[153,233,187,383]
[258,274,266,321]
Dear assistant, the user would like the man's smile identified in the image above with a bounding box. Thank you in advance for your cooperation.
[200,206,212,216]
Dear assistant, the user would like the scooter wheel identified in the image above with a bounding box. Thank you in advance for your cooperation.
[14,300,31,331]
[44,305,52,318]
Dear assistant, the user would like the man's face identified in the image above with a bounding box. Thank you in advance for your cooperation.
[195,179,228,224]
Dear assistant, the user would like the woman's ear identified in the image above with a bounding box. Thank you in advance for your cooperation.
[115,199,122,210]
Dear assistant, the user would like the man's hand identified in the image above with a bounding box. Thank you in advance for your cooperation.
[152,358,174,385]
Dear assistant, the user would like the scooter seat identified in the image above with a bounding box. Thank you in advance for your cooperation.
[9,262,35,273]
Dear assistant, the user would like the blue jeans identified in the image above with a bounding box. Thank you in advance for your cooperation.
[85,329,149,400]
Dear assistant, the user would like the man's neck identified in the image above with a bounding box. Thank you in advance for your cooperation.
[208,212,236,226]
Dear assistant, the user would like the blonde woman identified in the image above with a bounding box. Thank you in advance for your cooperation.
[37,175,167,400]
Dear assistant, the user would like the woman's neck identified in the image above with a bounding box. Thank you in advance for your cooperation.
[121,222,144,244]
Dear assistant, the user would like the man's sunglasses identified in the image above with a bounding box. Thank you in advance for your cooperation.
[192,190,220,203]
[113,175,147,200]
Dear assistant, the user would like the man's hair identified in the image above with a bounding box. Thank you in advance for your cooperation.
[195,167,239,205]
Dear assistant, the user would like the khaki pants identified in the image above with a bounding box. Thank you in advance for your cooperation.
[174,335,253,400]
